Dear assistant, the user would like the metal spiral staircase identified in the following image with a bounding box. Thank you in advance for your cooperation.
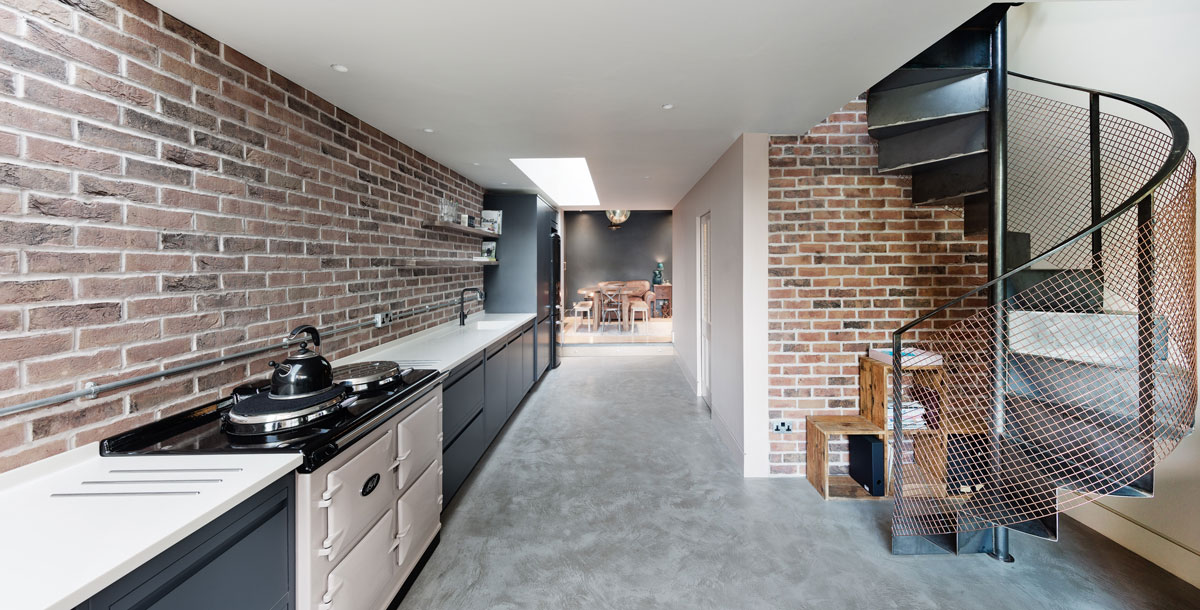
[867,4,1198,559]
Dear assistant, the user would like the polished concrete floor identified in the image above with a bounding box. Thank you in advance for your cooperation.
[398,356,1200,610]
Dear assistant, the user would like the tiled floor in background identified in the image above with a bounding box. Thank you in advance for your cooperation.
[561,316,672,344]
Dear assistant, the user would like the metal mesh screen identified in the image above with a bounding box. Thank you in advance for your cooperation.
[891,89,1197,537]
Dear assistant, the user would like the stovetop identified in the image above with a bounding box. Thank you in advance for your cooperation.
[100,367,441,473]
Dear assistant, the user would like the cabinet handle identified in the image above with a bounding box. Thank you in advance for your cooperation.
[321,576,344,606]
[397,449,412,462]
[320,479,343,502]
[397,523,413,539]
[319,528,345,560]
[436,432,444,442]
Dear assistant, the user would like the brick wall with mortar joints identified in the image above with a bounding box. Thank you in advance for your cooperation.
[0,0,489,471]
[766,96,989,476]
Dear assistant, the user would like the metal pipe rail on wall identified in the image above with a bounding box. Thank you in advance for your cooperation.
[0,294,485,419]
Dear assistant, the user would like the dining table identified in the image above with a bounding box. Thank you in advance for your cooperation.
[577,284,640,332]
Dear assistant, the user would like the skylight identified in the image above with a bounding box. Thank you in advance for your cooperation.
[510,157,600,207]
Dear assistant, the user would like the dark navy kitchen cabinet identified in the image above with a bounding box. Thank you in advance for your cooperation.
[484,338,509,444]
[441,354,485,448]
[507,328,525,417]
[483,193,559,384]
[77,476,294,610]
[441,320,536,507]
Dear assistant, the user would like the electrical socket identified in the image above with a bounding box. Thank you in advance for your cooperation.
[374,312,397,328]
[771,420,795,434]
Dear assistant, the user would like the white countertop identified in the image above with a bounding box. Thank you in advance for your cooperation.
[0,445,301,610]
[336,312,536,372]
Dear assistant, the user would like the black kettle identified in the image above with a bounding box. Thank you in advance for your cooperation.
[268,325,334,398]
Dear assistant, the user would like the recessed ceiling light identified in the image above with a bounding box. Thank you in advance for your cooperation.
[330,64,349,73]
[661,103,674,110]
[500,182,508,185]
[510,157,601,207]
[422,128,435,133]
[472,162,480,166]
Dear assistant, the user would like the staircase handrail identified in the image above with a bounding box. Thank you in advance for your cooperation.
[893,71,1191,339]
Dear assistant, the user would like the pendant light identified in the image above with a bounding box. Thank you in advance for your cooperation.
[606,210,631,230]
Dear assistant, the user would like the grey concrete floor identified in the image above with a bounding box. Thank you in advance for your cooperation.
[398,355,1200,610]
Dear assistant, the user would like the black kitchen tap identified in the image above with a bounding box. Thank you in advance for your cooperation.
[459,288,485,325]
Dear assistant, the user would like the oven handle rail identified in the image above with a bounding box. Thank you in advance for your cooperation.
[0,296,479,418]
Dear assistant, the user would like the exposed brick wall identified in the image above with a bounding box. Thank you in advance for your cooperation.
[0,0,488,471]
[765,96,988,476]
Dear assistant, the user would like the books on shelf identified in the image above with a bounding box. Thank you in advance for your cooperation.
[480,210,502,235]
[868,347,942,367]
[888,400,928,431]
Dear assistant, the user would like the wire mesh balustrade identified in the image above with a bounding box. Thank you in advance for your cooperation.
[890,79,1197,538]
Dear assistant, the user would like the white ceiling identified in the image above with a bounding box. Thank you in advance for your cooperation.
[149,0,990,210]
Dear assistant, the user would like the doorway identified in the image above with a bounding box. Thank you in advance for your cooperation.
[699,211,712,407]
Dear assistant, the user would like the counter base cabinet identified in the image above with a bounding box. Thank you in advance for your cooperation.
[443,321,537,508]
[507,330,525,417]
[484,341,510,444]
[77,477,294,610]
[536,317,551,380]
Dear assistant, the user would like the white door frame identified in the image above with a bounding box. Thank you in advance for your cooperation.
[698,211,712,407]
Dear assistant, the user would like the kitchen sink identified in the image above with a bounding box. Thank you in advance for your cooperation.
[469,320,512,331]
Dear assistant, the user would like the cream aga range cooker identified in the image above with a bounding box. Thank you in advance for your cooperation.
[102,328,446,610]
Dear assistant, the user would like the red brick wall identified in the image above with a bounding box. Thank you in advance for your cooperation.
[766,97,988,476]
[0,0,487,471]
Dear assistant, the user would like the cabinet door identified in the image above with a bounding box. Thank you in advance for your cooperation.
[442,412,486,505]
[506,335,522,417]
[536,318,550,380]
[442,359,484,447]
[82,479,292,610]
[484,343,508,443]
[522,327,535,393]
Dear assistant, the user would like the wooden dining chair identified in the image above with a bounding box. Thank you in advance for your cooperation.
[599,287,622,327]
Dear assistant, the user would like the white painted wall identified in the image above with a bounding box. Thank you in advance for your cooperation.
[1010,0,1200,587]
[672,134,771,476]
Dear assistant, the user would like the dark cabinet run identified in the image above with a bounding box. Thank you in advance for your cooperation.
[78,477,294,610]
[442,320,536,506]
[483,193,560,381]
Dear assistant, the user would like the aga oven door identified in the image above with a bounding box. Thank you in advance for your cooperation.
[319,509,399,610]
[397,459,442,580]
[395,390,441,494]
[319,430,396,563]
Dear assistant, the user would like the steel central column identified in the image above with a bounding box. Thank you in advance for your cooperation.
[987,13,1013,563]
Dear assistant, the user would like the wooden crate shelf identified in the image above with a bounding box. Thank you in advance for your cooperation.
[422,220,501,239]
[806,415,891,500]
[806,355,948,501]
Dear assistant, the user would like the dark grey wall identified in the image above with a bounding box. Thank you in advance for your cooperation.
[563,211,672,306]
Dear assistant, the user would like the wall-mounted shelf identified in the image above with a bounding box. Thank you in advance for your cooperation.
[398,258,499,268]
[423,220,501,239]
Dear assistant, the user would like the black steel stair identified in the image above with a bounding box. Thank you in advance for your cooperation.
[868,5,1011,211]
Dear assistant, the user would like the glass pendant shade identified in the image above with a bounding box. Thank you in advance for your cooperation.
[606,209,631,229]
